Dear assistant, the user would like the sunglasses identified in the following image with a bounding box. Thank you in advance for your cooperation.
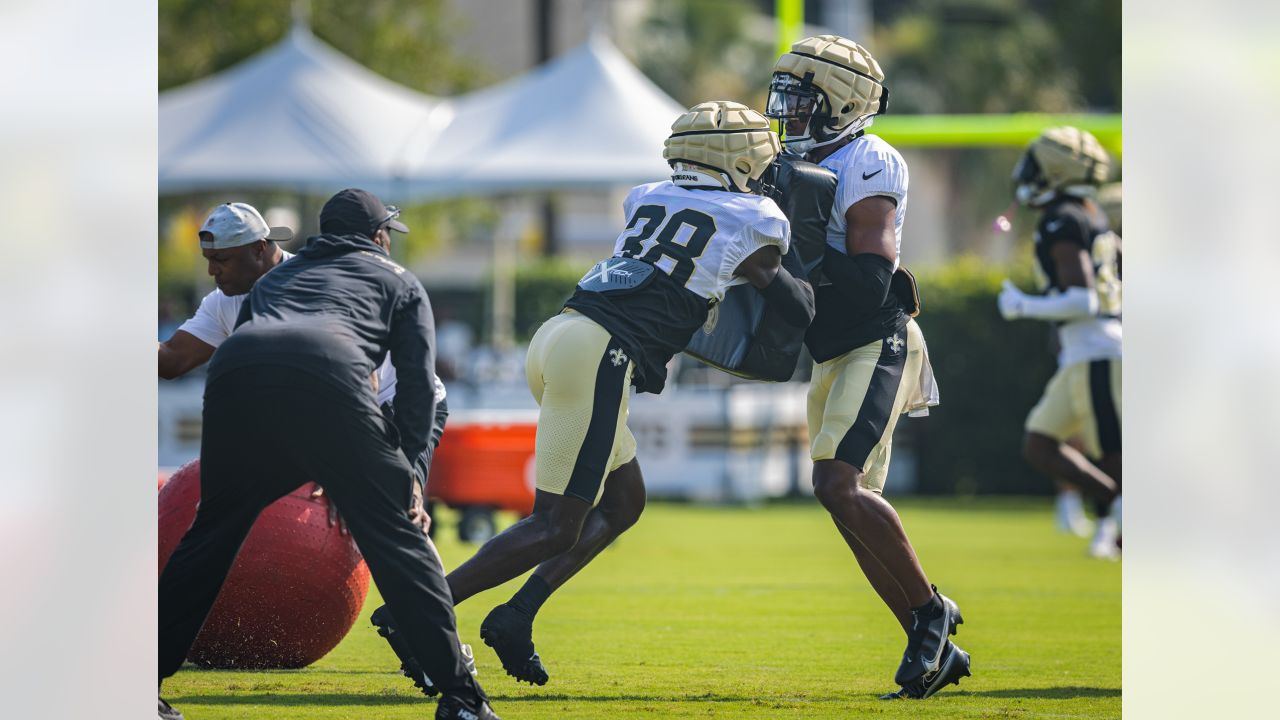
[374,205,401,233]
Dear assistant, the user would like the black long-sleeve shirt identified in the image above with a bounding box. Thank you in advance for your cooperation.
[209,233,438,461]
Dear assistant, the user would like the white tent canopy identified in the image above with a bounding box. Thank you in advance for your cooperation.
[159,26,449,196]
[402,34,684,200]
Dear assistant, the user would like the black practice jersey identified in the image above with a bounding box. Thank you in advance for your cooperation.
[1033,197,1122,318]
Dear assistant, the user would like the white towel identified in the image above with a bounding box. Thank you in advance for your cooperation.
[905,335,940,418]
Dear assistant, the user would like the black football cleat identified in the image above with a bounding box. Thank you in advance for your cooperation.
[372,605,480,697]
[158,696,184,719]
[479,604,549,686]
[371,604,438,696]
[436,695,501,720]
[895,641,972,699]
[894,586,963,686]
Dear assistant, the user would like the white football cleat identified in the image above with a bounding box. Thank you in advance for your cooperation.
[1088,516,1120,560]
[1055,490,1094,538]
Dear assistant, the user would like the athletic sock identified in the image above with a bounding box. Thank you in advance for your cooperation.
[1094,496,1111,519]
[508,574,552,619]
[910,593,944,620]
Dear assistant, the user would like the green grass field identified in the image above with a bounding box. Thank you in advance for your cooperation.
[165,498,1120,719]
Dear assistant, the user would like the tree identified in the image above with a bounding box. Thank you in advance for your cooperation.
[630,0,776,109]
[158,1,495,304]
[870,0,1120,113]
[159,0,481,94]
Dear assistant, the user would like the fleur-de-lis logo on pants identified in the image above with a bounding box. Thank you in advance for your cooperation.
[886,333,904,353]
[610,347,629,367]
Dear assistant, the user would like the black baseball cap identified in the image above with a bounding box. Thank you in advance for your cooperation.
[319,188,409,237]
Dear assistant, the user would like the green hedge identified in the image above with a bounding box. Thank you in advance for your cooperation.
[513,259,585,341]
[908,255,1058,495]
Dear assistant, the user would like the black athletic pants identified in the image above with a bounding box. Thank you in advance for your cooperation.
[157,366,482,702]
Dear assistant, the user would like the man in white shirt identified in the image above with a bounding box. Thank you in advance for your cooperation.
[158,203,294,379]
[157,202,440,439]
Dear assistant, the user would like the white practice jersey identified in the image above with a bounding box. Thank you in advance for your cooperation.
[818,133,909,269]
[615,181,790,303]
[176,249,443,406]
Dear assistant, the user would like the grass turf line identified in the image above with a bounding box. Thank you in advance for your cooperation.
[165,498,1121,719]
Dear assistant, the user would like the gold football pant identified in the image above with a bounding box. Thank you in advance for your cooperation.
[807,320,925,493]
[525,310,637,506]
[1025,358,1122,459]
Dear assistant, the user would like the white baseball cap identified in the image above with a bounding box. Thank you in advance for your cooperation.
[199,202,294,249]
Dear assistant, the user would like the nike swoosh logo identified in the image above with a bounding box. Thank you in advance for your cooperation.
[862,169,883,180]
[1046,219,1065,232]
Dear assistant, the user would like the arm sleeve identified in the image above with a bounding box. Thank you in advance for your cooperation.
[387,284,438,463]
[178,290,236,347]
[822,248,895,311]
[1018,286,1099,320]
[758,265,815,327]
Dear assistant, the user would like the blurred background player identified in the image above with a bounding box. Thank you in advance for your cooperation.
[1038,182,1121,539]
[156,200,464,697]
[377,101,815,687]
[158,188,498,720]
[997,127,1122,559]
[765,35,969,700]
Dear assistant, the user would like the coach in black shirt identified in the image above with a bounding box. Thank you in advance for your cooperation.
[158,189,498,720]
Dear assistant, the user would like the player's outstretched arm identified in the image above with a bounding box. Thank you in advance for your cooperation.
[998,241,1099,321]
[157,330,216,380]
[735,245,815,327]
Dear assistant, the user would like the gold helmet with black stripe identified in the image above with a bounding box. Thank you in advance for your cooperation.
[1012,126,1111,207]
[664,100,781,194]
[766,35,888,155]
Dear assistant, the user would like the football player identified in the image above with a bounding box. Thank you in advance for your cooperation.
[375,101,815,686]
[765,35,970,700]
[998,128,1123,559]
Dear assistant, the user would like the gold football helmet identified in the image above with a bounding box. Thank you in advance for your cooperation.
[766,35,888,154]
[664,100,780,194]
[1013,127,1111,207]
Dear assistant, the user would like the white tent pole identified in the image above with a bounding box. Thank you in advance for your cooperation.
[291,0,311,30]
